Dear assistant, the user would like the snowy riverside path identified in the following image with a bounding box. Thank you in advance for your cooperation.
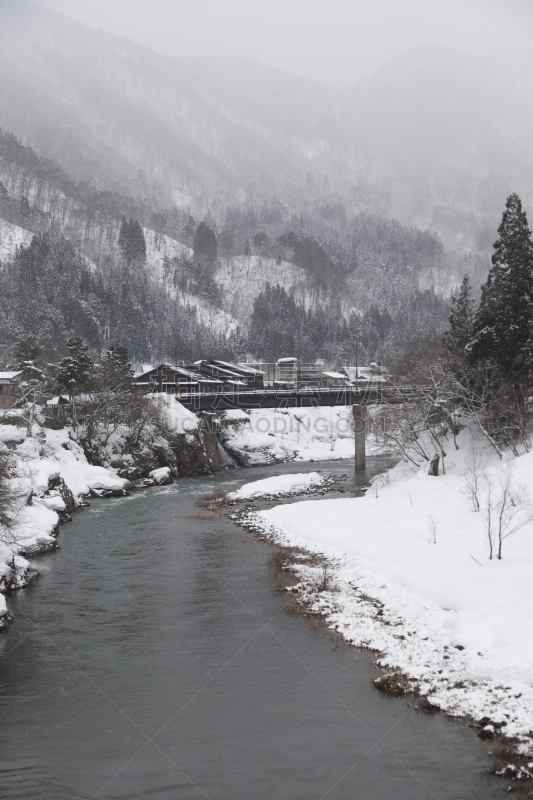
[0,459,505,799]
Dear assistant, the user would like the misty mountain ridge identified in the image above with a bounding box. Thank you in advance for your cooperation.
[0,0,528,365]
[1,0,533,249]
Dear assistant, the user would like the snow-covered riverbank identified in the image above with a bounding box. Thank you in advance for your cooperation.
[237,431,533,778]
[227,472,330,501]
[0,424,129,625]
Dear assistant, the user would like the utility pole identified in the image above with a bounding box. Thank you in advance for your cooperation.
[355,336,359,392]
[71,380,76,430]
[353,404,366,472]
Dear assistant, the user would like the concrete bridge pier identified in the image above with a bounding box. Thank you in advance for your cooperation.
[352,404,367,472]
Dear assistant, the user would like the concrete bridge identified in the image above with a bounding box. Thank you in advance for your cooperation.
[176,385,403,412]
[176,385,407,471]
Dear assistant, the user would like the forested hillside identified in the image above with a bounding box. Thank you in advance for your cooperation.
[2,1,533,252]
[0,118,453,366]
[4,1,527,366]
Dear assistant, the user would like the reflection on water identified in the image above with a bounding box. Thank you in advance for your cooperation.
[0,458,504,799]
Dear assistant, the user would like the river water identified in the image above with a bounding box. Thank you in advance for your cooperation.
[0,458,505,799]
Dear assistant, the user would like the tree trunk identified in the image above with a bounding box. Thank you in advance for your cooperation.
[428,454,439,476]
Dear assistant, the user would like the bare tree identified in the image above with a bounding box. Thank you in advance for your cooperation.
[481,464,533,559]
[460,439,487,512]
[427,514,438,544]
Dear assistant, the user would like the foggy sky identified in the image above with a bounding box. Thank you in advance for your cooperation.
[36,0,533,86]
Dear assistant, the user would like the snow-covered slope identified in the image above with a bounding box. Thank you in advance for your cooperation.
[143,228,192,274]
[215,256,309,320]
[178,292,240,336]
[0,219,33,262]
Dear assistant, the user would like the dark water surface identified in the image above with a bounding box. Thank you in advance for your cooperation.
[0,458,504,799]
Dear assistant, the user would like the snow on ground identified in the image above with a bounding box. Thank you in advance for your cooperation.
[215,256,308,320]
[246,429,533,751]
[221,406,381,465]
[178,291,240,336]
[143,228,192,274]
[0,219,34,262]
[155,394,199,437]
[228,472,325,501]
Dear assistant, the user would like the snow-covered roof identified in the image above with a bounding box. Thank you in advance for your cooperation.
[46,395,71,406]
[277,357,297,363]
[237,363,266,375]
[135,363,174,380]
[136,364,222,384]
[212,359,259,375]
[226,380,247,386]
[323,371,347,380]
[0,371,22,380]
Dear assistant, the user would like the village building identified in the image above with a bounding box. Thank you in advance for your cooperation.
[192,359,264,390]
[135,364,223,395]
[0,371,22,409]
[44,395,72,428]
[322,371,350,387]
[342,364,388,385]
[239,357,298,386]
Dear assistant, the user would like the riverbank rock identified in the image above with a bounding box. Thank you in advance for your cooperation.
[0,556,40,591]
[80,414,222,482]
[0,610,13,629]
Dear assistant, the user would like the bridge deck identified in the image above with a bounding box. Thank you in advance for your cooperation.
[175,386,403,411]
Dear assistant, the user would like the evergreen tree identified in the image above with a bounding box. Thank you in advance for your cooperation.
[469,194,533,374]
[131,219,146,263]
[19,196,30,223]
[57,337,94,397]
[102,344,134,381]
[193,221,218,270]
[13,333,43,365]
[11,334,45,382]
[118,217,146,266]
[443,276,475,369]
[118,215,129,262]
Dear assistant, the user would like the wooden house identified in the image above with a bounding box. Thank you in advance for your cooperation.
[44,395,71,428]
[0,371,22,409]
[135,364,223,395]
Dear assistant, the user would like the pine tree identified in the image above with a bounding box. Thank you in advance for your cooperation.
[469,194,533,375]
[11,334,45,382]
[118,217,146,265]
[57,337,94,398]
[102,344,134,380]
[193,221,218,270]
[443,276,475,369]
[13,334,43,365]
[19,196,30,223]
[118,216,130,263]
[131,220,146,263]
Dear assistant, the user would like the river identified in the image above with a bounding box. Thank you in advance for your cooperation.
[0,457,505,799]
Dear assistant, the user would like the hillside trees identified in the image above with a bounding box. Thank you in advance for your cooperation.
[193,222,218,270]
[57,336,94,399]
[443,276,475,371]
[118,216,146,266]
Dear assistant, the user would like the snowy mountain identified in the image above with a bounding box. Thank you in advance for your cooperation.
[2,0,527,363]
[1,1,533,251]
